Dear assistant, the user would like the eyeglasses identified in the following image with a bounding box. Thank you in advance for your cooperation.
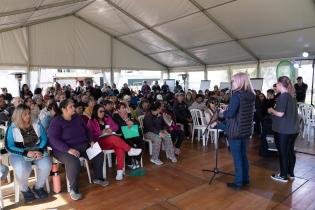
[99,110,105,113]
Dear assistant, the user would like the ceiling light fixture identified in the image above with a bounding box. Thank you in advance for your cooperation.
[302,51,309,58]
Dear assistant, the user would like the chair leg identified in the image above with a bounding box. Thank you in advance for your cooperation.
[148,142,153,156]
[45,179,50,193]
[191,128,195,143]
[0,182,3,209]
[202,129,206,146]
[107,154,112,168]
[2,155,11,183]
[103,153,107,180]
[197,129,200,142]
[140,157,143,167]
[14,173,19,203]
[84,160,92,183]
[66,177,70,193]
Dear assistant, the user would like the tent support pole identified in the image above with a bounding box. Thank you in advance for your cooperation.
[110,36,114,86]
[204,65,208,80]
[26,26,31,87]
[311,59,314,106]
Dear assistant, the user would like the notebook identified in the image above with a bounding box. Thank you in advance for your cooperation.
[121,124,140,139]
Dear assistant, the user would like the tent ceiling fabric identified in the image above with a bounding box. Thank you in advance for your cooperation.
[209,0,315,39]
[0,28,28,65]
[194,0,236,9]
[150,51,198,67]
[0,0,315,68]
[119,30,176,55]
[189,41,254,65]
[109,0,198,27]
[77,0,144,37]
[154,12,231,49]
[28,1,91,22]
[242,27,315,60]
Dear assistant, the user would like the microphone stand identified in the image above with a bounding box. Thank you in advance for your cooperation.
[202,106,234,184]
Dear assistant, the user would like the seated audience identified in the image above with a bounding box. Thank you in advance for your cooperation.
[160,101,185,155]
[39,102,58,130]
[173,93,191,138]
[143,101,177,165]
[24,97,40,122]
[83,96,96,119]
[189,94,207,111]
[87,104,141,180]
[113,103,144,169]
[204,98,226,131]
[6,104,51,203]
[185,92,194,107]
[48,99,108,201]
[1,87,12,103]
[20,84,33,99]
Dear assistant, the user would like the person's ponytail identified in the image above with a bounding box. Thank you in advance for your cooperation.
[278,76,295,97]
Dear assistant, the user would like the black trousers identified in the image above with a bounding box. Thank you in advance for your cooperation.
[171,129,185,149]
[177,118,190,137]
[274,132,298,178]
[124,137,144,165]
[54,143,104,193]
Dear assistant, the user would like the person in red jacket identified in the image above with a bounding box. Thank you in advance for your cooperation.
[87,104,141,181]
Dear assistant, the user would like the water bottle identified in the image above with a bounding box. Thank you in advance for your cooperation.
[51,163,61,194]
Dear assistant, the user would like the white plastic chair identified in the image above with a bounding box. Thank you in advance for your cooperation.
[66,157,91,193]
[14,165,50,203]
[0,125,13,183]
[47,147,92,193]
[190,109,208,146]
[206,128,224,147]
[138,115,153,155]
[301,105,315,141]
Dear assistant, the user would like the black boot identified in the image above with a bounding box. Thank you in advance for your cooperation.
[22,188,36,203]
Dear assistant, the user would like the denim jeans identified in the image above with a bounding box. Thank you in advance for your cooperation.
[0,164,9,180]
[214,122,226,131]
[10,154,52,192]
[229,138,249,187]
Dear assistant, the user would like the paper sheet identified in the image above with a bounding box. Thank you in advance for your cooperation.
[86,142,102,160]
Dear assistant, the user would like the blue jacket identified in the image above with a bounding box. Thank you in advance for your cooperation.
[5,122,48,157]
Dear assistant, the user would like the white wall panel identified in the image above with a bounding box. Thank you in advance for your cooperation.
[29,16,111,68]
[0,28,28,65]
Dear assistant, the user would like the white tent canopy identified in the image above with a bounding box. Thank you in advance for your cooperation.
[0,0,315,69]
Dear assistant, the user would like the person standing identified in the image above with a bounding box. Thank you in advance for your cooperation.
[294,76,308,103]
[221,73,255,190]
[268,76,299,183]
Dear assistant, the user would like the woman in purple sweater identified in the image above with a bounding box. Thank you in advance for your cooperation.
[48,99,108,201]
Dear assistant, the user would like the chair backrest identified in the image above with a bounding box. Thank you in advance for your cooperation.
[301,105,314,123]
[190,109,206,127]
[137,115,145,136]
[0,125,7,142]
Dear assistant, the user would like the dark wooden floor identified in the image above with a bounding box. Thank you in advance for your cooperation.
[3,134,315,210]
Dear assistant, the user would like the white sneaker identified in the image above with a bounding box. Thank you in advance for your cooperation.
[116,170,124,181]
[150,158,163,165]
[170,157,177,163]
[128,148,142,156]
